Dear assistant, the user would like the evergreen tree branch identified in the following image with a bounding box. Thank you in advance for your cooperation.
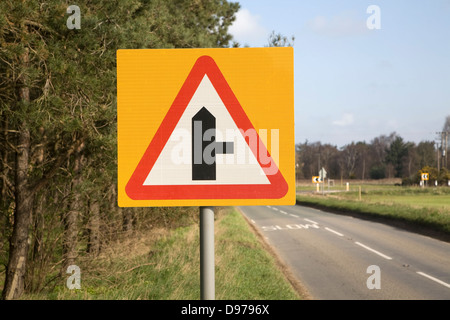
[30,138,84,196]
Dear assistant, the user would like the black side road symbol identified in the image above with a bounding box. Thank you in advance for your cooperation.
[192,107,234,180]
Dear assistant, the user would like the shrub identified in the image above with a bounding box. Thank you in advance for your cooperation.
[370,164,386,180]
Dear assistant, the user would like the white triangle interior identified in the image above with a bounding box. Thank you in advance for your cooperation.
[143,75,270,186]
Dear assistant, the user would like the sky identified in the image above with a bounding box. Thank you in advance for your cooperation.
[228,0,450,148]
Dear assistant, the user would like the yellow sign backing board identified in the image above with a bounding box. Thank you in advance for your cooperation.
[117,48,294,207]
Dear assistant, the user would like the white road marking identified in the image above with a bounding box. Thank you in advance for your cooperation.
[355,241,392,260]
[261,224,319,232]
[249,208,450,294]
[289,214,297,218]
[416,272,450,289]
[325,227,344,237]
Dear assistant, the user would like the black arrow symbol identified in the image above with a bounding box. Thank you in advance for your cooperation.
[192,107,234,180]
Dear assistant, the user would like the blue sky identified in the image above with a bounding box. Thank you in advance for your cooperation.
[228,0,450,148]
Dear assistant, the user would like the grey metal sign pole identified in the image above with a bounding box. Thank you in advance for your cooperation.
[200,206,215,300]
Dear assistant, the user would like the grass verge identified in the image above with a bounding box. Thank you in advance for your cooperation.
[21,208,304,300]
[297,188,450,242]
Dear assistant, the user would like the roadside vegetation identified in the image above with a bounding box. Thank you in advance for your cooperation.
[16,208,303,300]
[0,1,297,300]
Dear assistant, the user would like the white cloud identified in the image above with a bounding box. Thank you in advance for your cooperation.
[307,11,368,37]
[333,113,354,126]
[229,8,268,45]
[377,60,393,69]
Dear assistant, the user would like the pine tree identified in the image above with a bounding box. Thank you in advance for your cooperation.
[1,0,239,299]
[385,136,411,178]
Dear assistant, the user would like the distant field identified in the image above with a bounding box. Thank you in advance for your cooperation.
[359,193,450,210]
[296,178,402,192]
[296,181,450,236]
[297,179,450,210]
[335,186,450,211]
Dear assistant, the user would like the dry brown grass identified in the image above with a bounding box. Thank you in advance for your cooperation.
[296,178,402,186]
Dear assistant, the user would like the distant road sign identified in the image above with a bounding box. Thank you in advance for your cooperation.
[117,48,295,207]
[312,176,322,183]
[319,167,327,180]
[421,173,429,181]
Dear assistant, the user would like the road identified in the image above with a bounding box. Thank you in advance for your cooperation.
[238,205,450,300]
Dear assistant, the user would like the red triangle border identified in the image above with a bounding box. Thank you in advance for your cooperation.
[125,55,288,200]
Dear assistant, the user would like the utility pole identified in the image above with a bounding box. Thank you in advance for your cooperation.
[436,131,448,170]
[446,132,448,169]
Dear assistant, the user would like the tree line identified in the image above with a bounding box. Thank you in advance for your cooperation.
[0,0,240,300]
[296,124,450,185]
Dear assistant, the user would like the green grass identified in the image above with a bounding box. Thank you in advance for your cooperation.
[337,186,450,209]
[21,208,302,300]
[297,186,450,235]
[358,194,450,209]
[215,209,301,299]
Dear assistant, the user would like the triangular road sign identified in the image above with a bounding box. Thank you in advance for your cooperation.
[125,55,288,200]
